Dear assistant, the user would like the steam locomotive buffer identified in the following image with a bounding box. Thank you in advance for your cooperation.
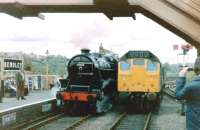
[56,49,118,114]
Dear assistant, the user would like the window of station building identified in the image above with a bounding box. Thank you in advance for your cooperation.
[133,59,145,66]
[147,60,158,72]
[120,61,131,71]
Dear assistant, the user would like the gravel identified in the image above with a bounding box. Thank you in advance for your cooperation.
[37,95,186,130]
[149,95,186,130]
[116,114,146,130]
[74,110,121,130]
[38,116,81,130]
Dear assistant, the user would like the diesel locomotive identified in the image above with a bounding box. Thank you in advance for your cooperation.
[56,49,118,114]
[117,50,165,112]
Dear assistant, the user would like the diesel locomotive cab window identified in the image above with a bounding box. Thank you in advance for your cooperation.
[147,60,158,72]
[133,59,145,66]
[120,61,131,71]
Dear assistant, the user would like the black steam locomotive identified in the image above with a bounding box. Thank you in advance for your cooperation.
[56,49,118,114]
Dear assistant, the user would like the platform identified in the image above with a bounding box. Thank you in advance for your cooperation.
[0,90,55,113]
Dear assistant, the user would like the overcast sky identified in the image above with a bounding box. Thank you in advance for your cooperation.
[0,13,197,64]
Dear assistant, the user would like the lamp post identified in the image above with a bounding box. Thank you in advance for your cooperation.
[173,44,193,67]
[45,50,49,90]
[181,44,193,67]
[0,59,3,103]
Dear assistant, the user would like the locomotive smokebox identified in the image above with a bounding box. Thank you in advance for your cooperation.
[81,48,90,54]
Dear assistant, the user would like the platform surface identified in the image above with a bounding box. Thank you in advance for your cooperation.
[0,90,55,113]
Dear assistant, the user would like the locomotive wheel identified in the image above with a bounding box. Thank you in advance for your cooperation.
[140,96,145,112]
[153,94,162,114]
[144,99,152,112]
[89,104,96,115]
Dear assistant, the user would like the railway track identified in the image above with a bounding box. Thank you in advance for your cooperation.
[62,111,152,130]
[20,110,152,130]
[22,112,153,130]
[17,113,90,130]
[21,113,65,130]
[109,112,152,130]
[163,88,176,99]
[64,115,92,130]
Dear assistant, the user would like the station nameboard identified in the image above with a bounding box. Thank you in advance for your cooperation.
[4,59,23,70]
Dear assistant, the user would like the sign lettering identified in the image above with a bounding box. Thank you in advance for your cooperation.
[4,59,23,70]
[2,112,16,126]
[42,104,52,112]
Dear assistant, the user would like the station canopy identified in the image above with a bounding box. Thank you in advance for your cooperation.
[0,0,200,53]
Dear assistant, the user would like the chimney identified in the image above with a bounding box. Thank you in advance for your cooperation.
[81,48,90,54]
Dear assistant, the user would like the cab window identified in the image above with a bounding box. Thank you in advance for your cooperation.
[133,59,144,66]
[147,60,158,72]
[120,61,131,70]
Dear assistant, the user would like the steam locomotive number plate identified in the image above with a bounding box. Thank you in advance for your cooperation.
[77,63,85,66]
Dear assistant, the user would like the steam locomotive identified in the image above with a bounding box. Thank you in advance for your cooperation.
[56,49,118,114]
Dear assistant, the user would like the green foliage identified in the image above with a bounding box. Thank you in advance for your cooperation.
[47,55,68,75]
[23,55,33,71]
[24,63,32,71]
[163,62,194,77]
[23,54,68,76]
[163,62,179,77]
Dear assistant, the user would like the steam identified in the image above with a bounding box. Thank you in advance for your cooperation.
[69,19,110,49]
[51,84,60,97]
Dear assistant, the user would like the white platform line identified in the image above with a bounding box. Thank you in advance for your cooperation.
[0,98,56,114]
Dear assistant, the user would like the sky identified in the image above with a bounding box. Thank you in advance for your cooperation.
[0,13,197,64]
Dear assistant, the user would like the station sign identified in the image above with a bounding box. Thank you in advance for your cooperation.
[42,103,52,112]
[4,59,23,71]
[2,112,16,126]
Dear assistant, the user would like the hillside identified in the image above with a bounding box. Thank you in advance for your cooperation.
[24,54,68,76]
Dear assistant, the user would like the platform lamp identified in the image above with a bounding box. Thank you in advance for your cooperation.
[180,44,193,67]
[173,44,193,67]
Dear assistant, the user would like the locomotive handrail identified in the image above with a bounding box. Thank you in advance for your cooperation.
[78,72,94,75]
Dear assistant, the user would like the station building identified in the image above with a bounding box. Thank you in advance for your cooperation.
[0,54,58,97]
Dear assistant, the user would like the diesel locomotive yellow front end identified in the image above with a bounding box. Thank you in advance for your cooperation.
[117,50,165,112]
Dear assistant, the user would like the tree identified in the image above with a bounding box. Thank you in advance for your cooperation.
[23,55,33,71]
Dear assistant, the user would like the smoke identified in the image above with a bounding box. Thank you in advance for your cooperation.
[69,18,111,49]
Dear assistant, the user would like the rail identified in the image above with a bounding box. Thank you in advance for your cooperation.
[64,115,92,130]
[109,112,127,130]
[109,112,152,130]
[163,88,176,99]
[143,112,152,130]
[22,113,64,130]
